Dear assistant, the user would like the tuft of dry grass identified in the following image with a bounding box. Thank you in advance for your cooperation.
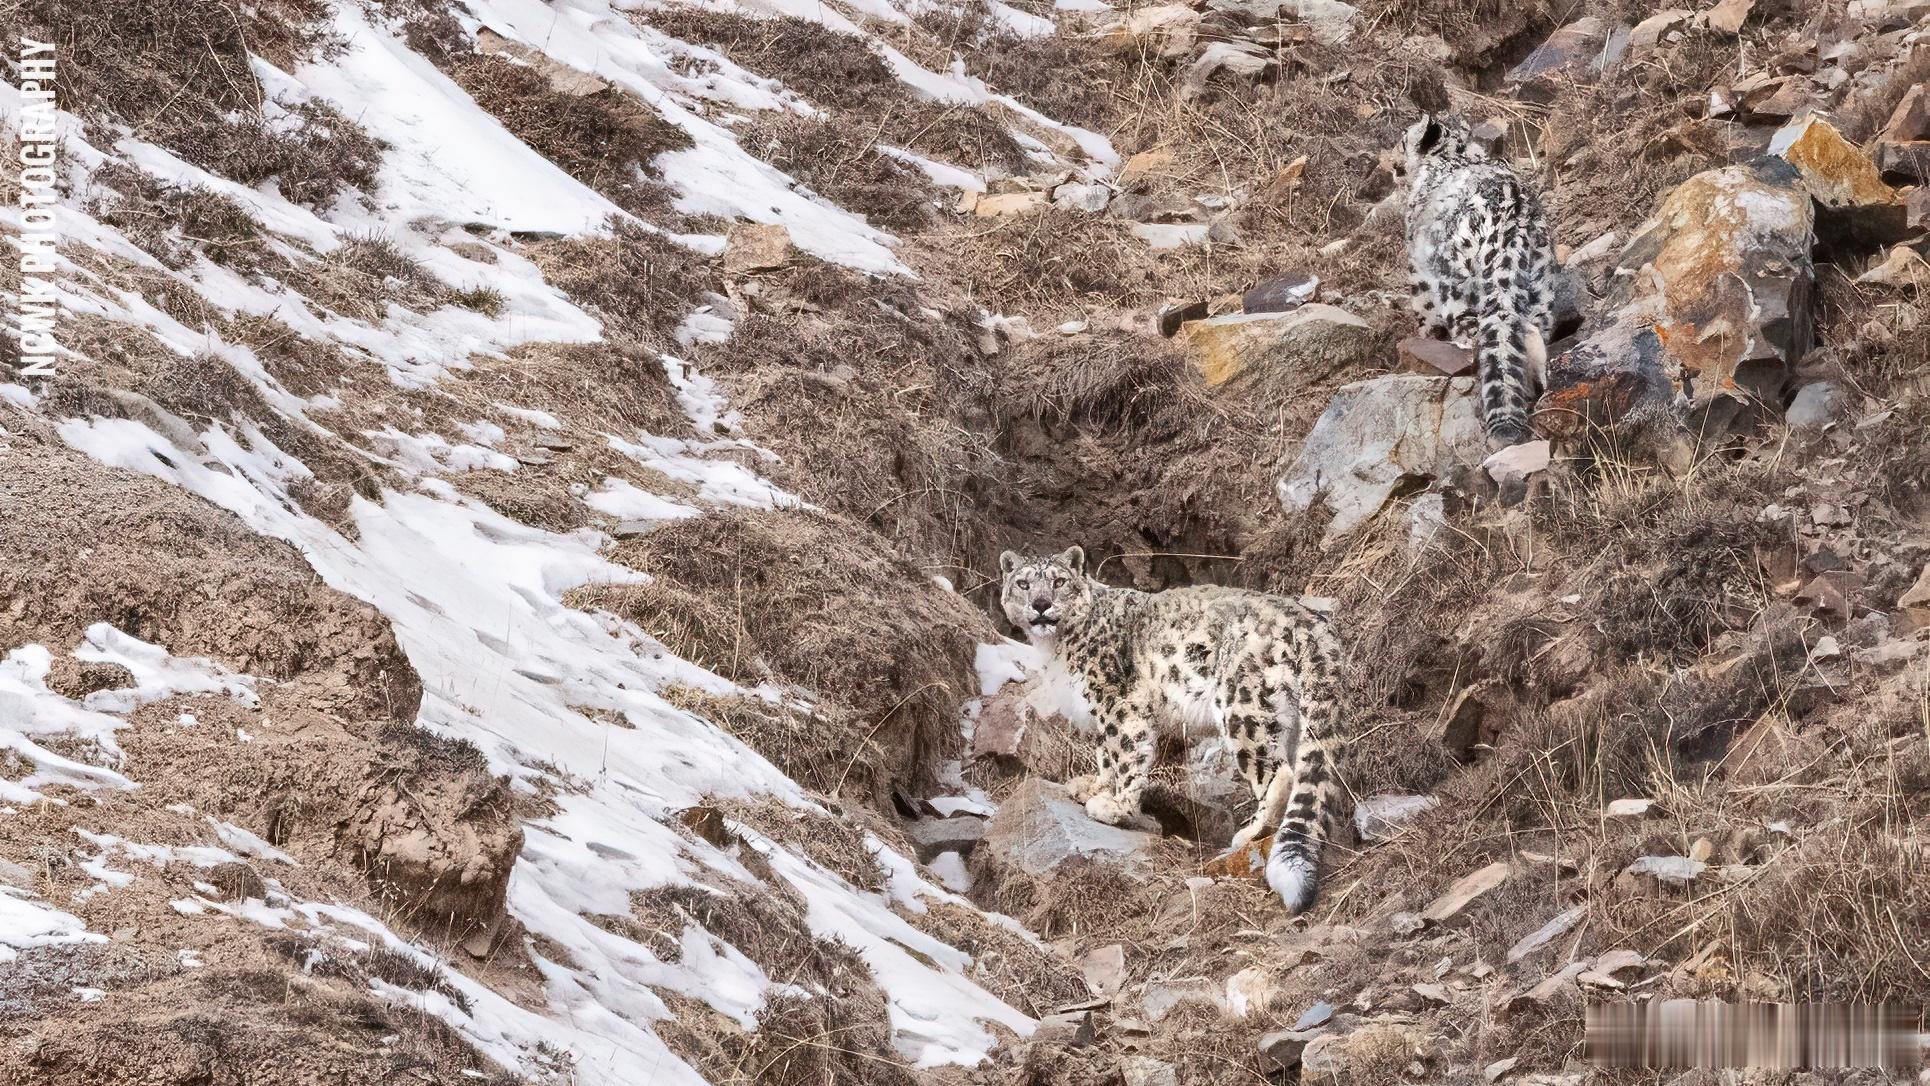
[740,114,938,232]
[449,54,693,218]
[55,0,384,208]
[641,9,899,112]
[582,506,995,805]
[915,2,1134,133]
[87,164,270,271]
[661,685,896,805]
[528,222,714,348]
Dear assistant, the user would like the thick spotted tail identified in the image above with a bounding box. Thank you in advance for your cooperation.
[1265,617,1347,914]
[1472,191,1543,447]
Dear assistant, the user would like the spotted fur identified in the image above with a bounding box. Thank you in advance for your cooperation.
[1400,114,1558,448]
[999,547,1348,914]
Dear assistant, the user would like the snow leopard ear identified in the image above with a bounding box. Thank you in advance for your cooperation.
[999,550,1022,574]
[1416,115,1444,154]
[1057,546,1086,574]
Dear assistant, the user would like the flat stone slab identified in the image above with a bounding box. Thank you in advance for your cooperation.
[983,778,1158,877]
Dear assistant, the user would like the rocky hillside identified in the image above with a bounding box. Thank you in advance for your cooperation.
[3,0,1927,1083]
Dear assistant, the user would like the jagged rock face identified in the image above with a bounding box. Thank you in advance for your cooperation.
[1539,158,1816,448]
[1278,375,1486,544]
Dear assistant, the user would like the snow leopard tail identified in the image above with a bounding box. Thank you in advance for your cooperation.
[1473,190,1543,447]
[1265,612,1347,915]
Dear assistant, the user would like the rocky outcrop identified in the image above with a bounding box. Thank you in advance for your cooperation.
[1183,303,1374,387]
[1279,375,1486,543]
[1770,113,1909,247]
[982,778,1158,877]
[1538,158,1816,452]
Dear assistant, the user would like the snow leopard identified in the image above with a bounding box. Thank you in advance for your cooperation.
[999,547,1348,914]
[1400,114,1558,447]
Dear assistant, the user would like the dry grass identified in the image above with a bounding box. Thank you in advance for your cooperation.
[915,3,1135,133]
[449,54,692,218]
[661,685,896,805]
[642,9,899,112]
[739,114,938,232]
[584,507,994,804]
[87,164,270,271]
[711,796,891,893]
[57,0,381,208]
[528,223,715,348]
[638,6,1030,174]
[896,901,1089,1016]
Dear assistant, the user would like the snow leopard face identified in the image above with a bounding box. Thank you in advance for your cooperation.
[1399,114,1482,179]
[998,547,1093,640]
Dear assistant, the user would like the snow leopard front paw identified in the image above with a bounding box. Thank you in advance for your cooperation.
[1084,792,1140,827]
[1065,774,1103,802]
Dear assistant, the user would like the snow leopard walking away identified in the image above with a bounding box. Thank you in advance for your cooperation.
[999,547,1348,914]
[1400,114,1558,447]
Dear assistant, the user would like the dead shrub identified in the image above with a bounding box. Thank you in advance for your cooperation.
[267,933,472,1015]
[288,234,460,322]
[449,54,692,217]
[87,164,269,271]
[712,797,889,893]
[661,686,892,805]
[56,0,382,209]
[915,3,1132,132]
[641,9,898,113]
[955,210,1149,310]
[897,901,1088,1016]
[592,508,993,801]
[529,223,713,347]
[887,101,1031,176]
[741,115,937,232]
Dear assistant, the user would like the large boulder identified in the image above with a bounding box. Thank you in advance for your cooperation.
[1770,113,1909,246]
[982,778,1158,877]
[1183,303,1374,387]
[1278,375,1486,544]
[1538,157,1815,452]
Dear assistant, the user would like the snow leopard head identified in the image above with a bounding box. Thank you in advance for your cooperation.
[1399,113,1483,178]
[998,547,1094,640]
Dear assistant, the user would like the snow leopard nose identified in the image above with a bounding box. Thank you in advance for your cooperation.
[1031,599,1051,615]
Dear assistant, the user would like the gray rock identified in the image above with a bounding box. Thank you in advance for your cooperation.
[1354,795,1439,841]
[1120,1056,1180,1086]
[1186,303,1374,387]
[1258,1027,1326,1073]
[1786,381,1844,430]
[1507,18,1621,100]
[1290,0,1359,44]
[1505,905,1585,963]
[1035,1009,1096,1046]
[982,778,1157,877]
[1052,182,1112,213]
[1293,1000,1336,1030]
[1421,861,1513,923]
[1183,42,1278,94]
[1623,855,1706,884]
[1278,375,1487,544]
[1243,272,1319,314]
[904,815,986,861]
[1141,977,1221,1022]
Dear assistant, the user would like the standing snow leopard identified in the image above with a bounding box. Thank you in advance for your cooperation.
[999,547,1348,914]
[1400,114,1558,447]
